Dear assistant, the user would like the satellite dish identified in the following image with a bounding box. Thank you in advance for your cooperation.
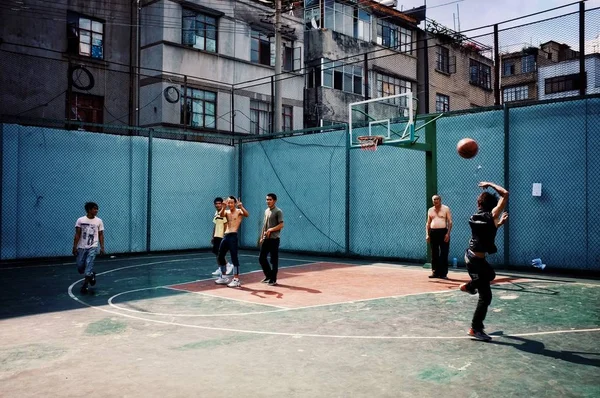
[311,17,320,30]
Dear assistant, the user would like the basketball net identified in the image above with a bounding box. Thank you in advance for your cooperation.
[357,135,384,152]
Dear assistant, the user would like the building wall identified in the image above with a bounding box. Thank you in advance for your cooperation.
[139,0,304,134]
[0,1,133,126]
[427,38,495,111]
[304,27,418,126]
[537,56,600,100]
[500,47,568,103]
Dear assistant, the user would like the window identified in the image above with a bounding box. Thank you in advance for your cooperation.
[321,59,363,95]
[545,73,584,94]
[377,20,396,48]
[67,93,104,131]
[251,30,274,66]
[250,100,272,134]
[283,46,293,72]
[67,12,104,59]
[282,105,293,131]
[283,45,302,72]
[181,88,216,128]
[435,94,449,112]
[521,55,535,73]
[182,9,217,52]
[324,1,371,42]
[435,47,455,74]
[376,20,411,52]
[398,26,412,53]
[304,3,321,29]
[503,61,515,76]
[469,59,492,90]
[355,9,371,41]
[503,85,529,102]
[376,73,411,105]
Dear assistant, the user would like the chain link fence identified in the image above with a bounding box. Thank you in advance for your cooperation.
[240,94,599,272]
[2,94,598,272]
[1,3,600,273]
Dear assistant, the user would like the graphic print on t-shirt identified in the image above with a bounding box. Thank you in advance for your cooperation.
[80,223,97,246]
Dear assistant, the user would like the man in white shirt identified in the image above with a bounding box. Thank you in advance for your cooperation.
[72,202,105,294]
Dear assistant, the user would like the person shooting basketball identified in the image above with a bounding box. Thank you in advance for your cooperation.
[460,181,509,341]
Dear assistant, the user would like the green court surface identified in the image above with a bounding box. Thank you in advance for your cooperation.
[1,251,599,397]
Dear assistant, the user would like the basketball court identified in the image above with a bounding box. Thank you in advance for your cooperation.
[1,251,598,397]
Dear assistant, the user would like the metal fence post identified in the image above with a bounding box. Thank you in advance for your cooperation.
[146,128,153,252]
[503,105,510,267]
[345,125,350,255]
[425,117,438,263]
[579,1,586,96]
[494,24,500,106]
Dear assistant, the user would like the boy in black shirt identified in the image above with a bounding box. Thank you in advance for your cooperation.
[460,181,508,341]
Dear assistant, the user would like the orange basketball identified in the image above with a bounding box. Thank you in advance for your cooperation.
[457,138,478,159]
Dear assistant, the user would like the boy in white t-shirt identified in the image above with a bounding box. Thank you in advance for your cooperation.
[72,202,105,294]
[210,197,233,277]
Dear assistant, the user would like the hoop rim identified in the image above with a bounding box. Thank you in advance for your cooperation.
[356,135,384,144]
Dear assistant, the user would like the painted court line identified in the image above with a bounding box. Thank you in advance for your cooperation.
[107,284,459,317]
[108,286,290,317]
[107,263,326,316]
[68,260,600,340]
[68,281,600,340]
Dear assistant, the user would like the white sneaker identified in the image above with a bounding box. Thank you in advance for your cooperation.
[227,278,241,288]
[225,263,234,275]
[215,277,230,285]
[211,268,221,276]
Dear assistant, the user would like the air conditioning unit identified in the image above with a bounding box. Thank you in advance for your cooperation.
[376,0,397,7]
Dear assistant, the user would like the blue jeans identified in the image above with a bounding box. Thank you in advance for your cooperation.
[76,247,100,277]
[218,233,239,274]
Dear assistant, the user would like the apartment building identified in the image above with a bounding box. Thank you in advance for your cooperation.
[302,0,422,127]
[418,20,495,113]
[139,0,305,136]
[0,1,134,130]
[500,41,579,104]
[538,54,600,100]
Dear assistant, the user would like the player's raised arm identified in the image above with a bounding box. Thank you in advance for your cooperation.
[478,181,508,221]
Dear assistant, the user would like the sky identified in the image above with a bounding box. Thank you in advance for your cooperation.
[396,0,600,53]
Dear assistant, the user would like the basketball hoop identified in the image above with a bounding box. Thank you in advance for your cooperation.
[357,135,384,151]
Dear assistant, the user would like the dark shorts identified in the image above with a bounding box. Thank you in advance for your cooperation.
[212,237,223,255]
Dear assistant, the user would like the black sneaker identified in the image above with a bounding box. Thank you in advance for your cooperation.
[89,272,96,286]
[468,328,492,341]
[261,277,270,283]
[428,274,438,278]
[460,283,478,295]
[268,281,278,286]
[80,283,89,294]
